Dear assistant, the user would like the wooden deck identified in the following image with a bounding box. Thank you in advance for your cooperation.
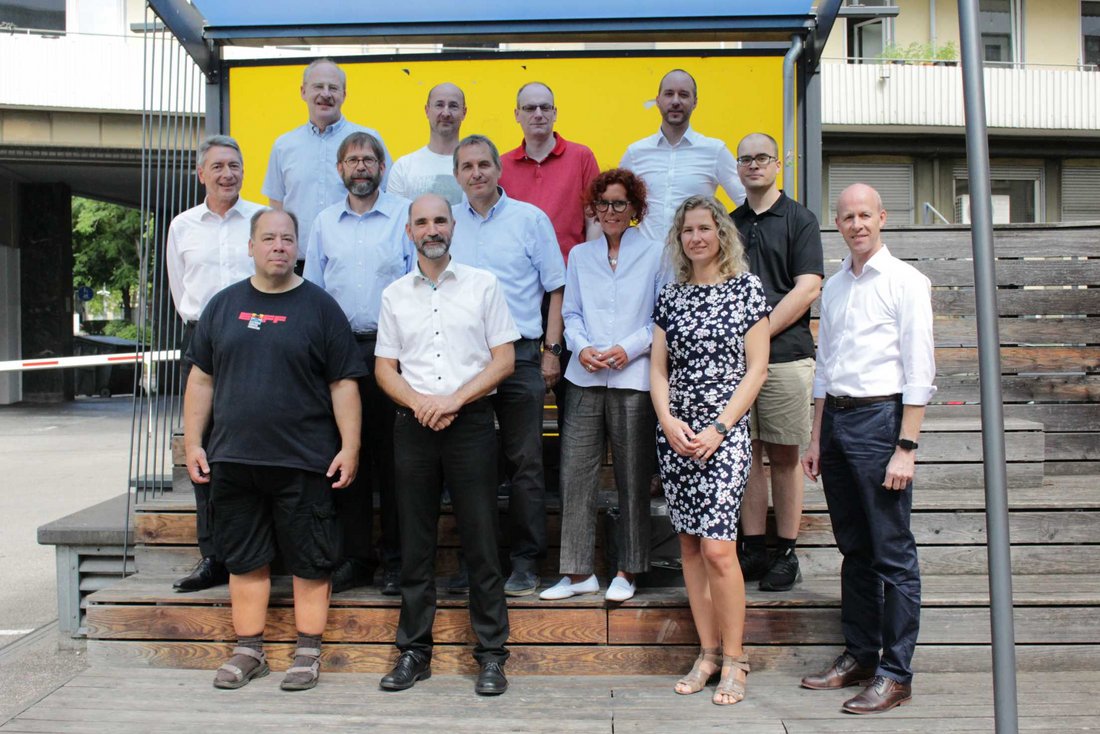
[2,668,1098,733]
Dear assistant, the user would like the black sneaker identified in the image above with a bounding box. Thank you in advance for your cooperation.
[739,546,770,582]
[759,548,802,591]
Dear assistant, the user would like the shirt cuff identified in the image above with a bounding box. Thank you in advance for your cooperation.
[488,330,522,349]
[902,384,938,406]
[374,344,400,360]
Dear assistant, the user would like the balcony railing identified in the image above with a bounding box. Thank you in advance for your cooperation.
[821,59,1100,131]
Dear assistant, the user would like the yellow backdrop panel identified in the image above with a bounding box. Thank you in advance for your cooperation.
[229,55,787,209]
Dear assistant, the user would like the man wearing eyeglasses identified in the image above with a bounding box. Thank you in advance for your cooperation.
[304,131,415,596]
[263,58,391,271]
[730,132,824,593]
[619,69,745,243]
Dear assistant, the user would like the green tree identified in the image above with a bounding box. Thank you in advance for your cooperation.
[72,198,144,323]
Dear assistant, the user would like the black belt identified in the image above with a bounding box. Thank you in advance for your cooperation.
[353,331,377,342]
[825,393,901,410]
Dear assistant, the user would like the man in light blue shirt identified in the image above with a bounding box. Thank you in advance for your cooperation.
[449,134,566,597]
[263,58,391,267]
[304,131,413,597]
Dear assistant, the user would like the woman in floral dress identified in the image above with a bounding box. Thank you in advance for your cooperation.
[650,195,770,706]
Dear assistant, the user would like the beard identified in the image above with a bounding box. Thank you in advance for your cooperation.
[347,177,379,197]
[417,237,450,260]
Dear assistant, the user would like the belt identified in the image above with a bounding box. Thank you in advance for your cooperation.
[353,331,378,342]
[825,393,901,410]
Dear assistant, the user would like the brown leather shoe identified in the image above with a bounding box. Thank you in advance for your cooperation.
[842,675,912,714]
[800,653,877,690]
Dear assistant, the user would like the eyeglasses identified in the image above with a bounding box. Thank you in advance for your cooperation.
[594,199,630,213]
[519,104,556,114]
[736,154,778,167]
[342,156,379,168]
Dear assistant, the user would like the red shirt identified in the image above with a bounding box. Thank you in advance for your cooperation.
[500,132,600,263]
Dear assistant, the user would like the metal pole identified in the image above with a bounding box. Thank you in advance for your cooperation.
[956,2,1019,732]
[782,34,804,199]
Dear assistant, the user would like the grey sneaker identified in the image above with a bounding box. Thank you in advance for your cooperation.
[504,570,540,596]
[759,548,802,591]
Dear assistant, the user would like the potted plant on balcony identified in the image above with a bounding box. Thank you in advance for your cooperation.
[934,41,959,67]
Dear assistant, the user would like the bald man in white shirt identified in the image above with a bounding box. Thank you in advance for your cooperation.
[800,184,935,715]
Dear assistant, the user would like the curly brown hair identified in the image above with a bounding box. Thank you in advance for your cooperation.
[583,167,648,225]
[664,195,748,283]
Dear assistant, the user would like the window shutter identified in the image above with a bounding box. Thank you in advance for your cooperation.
[827,163,914,223]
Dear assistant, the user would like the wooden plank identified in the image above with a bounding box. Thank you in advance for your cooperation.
[85,605,606,644]
[795,511,1100,546]
[820,260,1100,288]
[1045,461,1100,475]
[929,288,1100,317]
[935,347,1100,375]
[933,374,1100,404]
[134,512,195,545]
[808,317,1100,348]
[1044,433,1100,461]
[822,226,1100,260]
[793,545,1100,576]
[911,430,1043,462]
[926,404,1100,432]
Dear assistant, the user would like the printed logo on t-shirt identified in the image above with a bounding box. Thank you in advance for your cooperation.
[238,312,287,331]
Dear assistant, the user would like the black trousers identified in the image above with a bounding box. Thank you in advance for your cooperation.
[180,322,216,560]
[819,398,921,684]
[394,399,509,664]
[336,335,399,570]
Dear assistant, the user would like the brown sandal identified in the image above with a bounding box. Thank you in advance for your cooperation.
[712,653,750,705]
[674,647,721,695]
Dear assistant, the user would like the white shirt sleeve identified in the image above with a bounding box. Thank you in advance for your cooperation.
[374,286,402,360]
[899,271,938,405]
[716,145,746,206]
[165,218,185,315]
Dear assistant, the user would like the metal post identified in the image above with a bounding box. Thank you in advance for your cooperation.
[956,2,1019,732]
[782,35,804,199]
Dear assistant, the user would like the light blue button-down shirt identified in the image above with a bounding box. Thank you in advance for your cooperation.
[450,188,566,340]
[303,191,415,333]
[562,227,672,390]
[261,117,391,253]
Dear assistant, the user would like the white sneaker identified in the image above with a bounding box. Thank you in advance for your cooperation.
[605,576,636,602]
[538,574,599,600]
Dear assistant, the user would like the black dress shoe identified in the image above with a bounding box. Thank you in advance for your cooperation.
[475,661,508,696]
[380,568,401,596]
[380,651,431,691]
[446,565,470,594]
[173,556,228,592]
[331,559,372,594]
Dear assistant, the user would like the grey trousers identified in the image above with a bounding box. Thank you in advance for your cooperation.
[558,384,655,575]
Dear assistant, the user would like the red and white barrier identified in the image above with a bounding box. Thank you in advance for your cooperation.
[0,350,180,373]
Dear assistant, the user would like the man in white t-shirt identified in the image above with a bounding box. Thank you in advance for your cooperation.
[386,83,467,205]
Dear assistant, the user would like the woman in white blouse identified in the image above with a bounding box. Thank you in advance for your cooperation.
[539,168,671,603]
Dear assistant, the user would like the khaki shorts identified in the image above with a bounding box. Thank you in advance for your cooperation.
[749,357,814,446]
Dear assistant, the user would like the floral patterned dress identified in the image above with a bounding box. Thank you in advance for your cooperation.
[653,273,770,540]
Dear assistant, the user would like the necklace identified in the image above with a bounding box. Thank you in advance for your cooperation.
[608,250,619,268]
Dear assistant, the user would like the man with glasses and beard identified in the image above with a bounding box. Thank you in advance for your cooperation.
[304,131,414,596]
[375,194,518,696]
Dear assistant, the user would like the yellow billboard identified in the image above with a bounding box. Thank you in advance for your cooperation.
[229,54,787,208]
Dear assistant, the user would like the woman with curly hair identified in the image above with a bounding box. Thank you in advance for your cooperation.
[651,195,770,705]
[540,168,670,603]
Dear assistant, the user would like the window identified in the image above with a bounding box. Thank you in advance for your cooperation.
[1085,2,1100,68]
[0,0,65,32]
[843,0,895,63]
[953,165,1043,223]
[980,0,1019,65]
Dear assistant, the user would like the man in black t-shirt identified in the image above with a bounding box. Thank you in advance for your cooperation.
[731,133,824,592]
[184,208,364,692]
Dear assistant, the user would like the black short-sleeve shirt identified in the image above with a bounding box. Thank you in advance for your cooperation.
[187,278,366,474]
[731,192,824,363]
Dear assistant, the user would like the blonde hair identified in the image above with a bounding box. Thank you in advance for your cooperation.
[665,195,748,283]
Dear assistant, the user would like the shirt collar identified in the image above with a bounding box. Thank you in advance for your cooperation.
[414,256,458,288]
[750,190,792,219]
[842,244,892,277]
[656,126,700,148]
[462,187,508,221]
[506,132,567,161]
[309,116,345,136]
[338,190,398,221]
[200,196,246,221]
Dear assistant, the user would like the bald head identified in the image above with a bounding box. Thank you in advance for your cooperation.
[658,69,698,97]
[836,183,884,215]
[737,133,778,158]
[427,82,465,107]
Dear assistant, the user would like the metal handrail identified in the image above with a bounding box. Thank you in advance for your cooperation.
[923,202,951,225]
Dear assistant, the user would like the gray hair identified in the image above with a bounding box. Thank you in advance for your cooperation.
[302,58,346,88]
[453,134,501,172]
[197,135,242,168]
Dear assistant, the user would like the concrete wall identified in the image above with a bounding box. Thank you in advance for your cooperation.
[0,176,20,404]
[0,110,146,148]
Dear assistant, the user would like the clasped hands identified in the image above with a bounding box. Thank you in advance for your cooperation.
[578,345,629,374]
[660,417,725,464]
[412,393,463,431]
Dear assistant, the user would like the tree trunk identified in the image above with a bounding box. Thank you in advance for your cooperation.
[121,284,134,323]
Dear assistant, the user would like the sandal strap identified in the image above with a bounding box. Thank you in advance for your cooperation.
[293,646,321,658]
[216,663,244,681]
[723,654,750,673]
[230,646,265,662]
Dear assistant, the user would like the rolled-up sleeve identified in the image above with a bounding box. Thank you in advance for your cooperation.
[899,273,937,405]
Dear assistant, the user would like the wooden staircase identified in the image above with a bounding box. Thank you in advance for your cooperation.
[84,224,1100,676]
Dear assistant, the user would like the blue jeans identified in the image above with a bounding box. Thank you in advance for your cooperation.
[819,399,921,683]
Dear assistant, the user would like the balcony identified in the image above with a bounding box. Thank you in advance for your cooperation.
[820,60,1100,132]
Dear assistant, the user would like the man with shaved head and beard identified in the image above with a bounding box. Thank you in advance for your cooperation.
[375,194,518,696]
[731,132,824,593]
[387,83,468,204]
[304,131,415,596]
[799,184,935,714]
[620,69,745,243]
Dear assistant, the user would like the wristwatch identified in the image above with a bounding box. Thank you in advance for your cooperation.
[545,342,563,356]
[897,438,919,451]
[712,420,729,435]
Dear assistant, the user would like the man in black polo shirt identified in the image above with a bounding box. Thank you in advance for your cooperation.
[184,208,364,691]
[730,132,824,591]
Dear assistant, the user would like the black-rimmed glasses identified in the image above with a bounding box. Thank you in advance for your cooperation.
[736,154,778,167]
[594,200,630,213]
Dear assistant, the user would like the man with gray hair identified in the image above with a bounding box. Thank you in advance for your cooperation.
[386,83,467,204]
[166,134,262,592]
[263,58,391,269]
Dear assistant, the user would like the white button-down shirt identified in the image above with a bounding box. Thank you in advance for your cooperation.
[376,260,520,397]
[261,117,391,252]
[562,227,672,390]
[302,191,415,333]
[450,188,566,339]
[165,197,261,322]
[813,245,937,406]
[620,127,746,243]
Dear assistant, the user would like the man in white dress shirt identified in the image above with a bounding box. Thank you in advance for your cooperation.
[165,134,261,592]
[262,58,391,268]
[800,184,936,715]
[375,193,516,696]
[386,83,466,204]
[619,69,745,243]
